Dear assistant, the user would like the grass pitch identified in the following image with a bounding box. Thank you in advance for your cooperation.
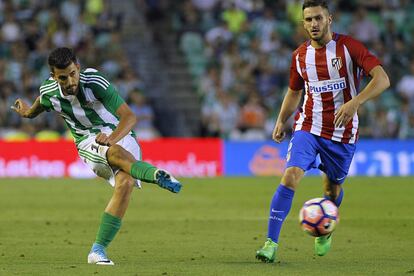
[1,177,413,275]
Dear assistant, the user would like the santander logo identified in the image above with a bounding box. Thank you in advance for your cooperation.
[145,153,219,177]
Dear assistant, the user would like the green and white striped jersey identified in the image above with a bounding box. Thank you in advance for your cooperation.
[39,68,134,145]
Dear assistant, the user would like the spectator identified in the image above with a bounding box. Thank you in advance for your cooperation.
[221,2,247,34]
[380,18,404,51]
[128,91,160,140]
[398,101,414,139]
[396,59,414,107]
[1,12,21,42]
[212,91,240,138]
[252,7,278,46]
[205,19,232,45]
[348,7,380,45]
[234,93,268,140]
[286,0,302,26]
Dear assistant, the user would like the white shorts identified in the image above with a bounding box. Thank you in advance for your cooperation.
[77,135,142,188]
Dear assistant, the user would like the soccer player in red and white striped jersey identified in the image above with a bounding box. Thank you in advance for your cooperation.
[256,0,390,263]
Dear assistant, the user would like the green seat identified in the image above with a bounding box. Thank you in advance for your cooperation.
[180,32,204,57]
[380,89,400,109]
[187,54,207,78]
[34,130,61,141]
[3,131,31,142]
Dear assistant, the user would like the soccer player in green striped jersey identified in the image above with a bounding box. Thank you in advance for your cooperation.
[12,47,182,265]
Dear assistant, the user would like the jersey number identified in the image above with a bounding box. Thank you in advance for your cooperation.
[91,144,99,153]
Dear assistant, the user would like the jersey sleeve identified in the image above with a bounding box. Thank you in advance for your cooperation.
[39,94,52,112]
[289,51,304,91]
[39,79,57,112]
[344,37,381,75]
[95,83,125,114]
[87,72,125,114]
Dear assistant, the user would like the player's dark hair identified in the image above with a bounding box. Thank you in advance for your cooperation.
[302,0,329,12]
[48,47,77,71]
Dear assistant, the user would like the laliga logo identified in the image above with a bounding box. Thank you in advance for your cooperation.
[249,145,286,176]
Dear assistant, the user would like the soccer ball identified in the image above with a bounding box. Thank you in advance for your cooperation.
[299,198,339,237]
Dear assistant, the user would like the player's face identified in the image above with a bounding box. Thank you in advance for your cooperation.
[52,62,80,96]
[303,6,332,43]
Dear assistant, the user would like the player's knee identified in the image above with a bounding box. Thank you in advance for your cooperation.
[107,145,129,167]
[282,167,303,190]
[107,145,123,160]
[115,176,135,195]
[107,145,136,167]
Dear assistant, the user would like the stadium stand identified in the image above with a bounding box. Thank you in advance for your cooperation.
[166,0,414,139]
[1,0,414,139]
[0,0,161,140]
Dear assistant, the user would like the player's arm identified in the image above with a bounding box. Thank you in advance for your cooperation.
[11,96,45,118]
[272,88,303,143]
[354,65,390,105]
[95,103,137,146]
[273,50,304,143]
[334,65,390,127]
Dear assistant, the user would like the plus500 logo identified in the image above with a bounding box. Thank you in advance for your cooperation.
[309,78,347,93]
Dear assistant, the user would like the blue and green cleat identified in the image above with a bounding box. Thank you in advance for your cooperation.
[256,238,278,263]
[155,170,182,193]
[315,233,332,256]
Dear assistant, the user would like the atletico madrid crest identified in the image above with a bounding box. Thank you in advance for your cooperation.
[331,57,342,70]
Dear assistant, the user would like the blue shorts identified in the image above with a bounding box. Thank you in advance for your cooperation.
[286,130,356,184]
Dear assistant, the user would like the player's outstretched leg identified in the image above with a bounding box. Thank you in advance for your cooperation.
[106,145,182,193]
[256,238,278,263]
[130,161,182,193]
[155,169,182,193]
[315,233,332,256]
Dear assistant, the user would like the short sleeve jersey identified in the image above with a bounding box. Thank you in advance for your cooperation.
[39,68,134,145]
[289,33,381,143]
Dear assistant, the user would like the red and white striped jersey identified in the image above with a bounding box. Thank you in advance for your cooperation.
[289,33,381,144]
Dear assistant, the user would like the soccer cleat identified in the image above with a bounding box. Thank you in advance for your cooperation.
[88,243,114,265]
[315,233,332,256]
[256,238,278,263]
[155,170,182,193]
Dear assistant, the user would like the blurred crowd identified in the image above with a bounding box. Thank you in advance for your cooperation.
[1,0,414,141]
[171,0,414,140]
[0,0,159,141]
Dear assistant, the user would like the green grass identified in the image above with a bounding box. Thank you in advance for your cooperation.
[0,177,413,275]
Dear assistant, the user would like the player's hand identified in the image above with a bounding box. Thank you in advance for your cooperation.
[334,98,360,128]
[272,121,286,143]
[10,99,30,117]
[95,133,114,146]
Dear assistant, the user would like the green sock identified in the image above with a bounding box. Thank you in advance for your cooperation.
[95,212,122,248]
[130,161,158,183]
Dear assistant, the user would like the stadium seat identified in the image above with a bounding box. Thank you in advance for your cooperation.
[179,32,204,57]
[34,130,61,141]
[3,131,31,141]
